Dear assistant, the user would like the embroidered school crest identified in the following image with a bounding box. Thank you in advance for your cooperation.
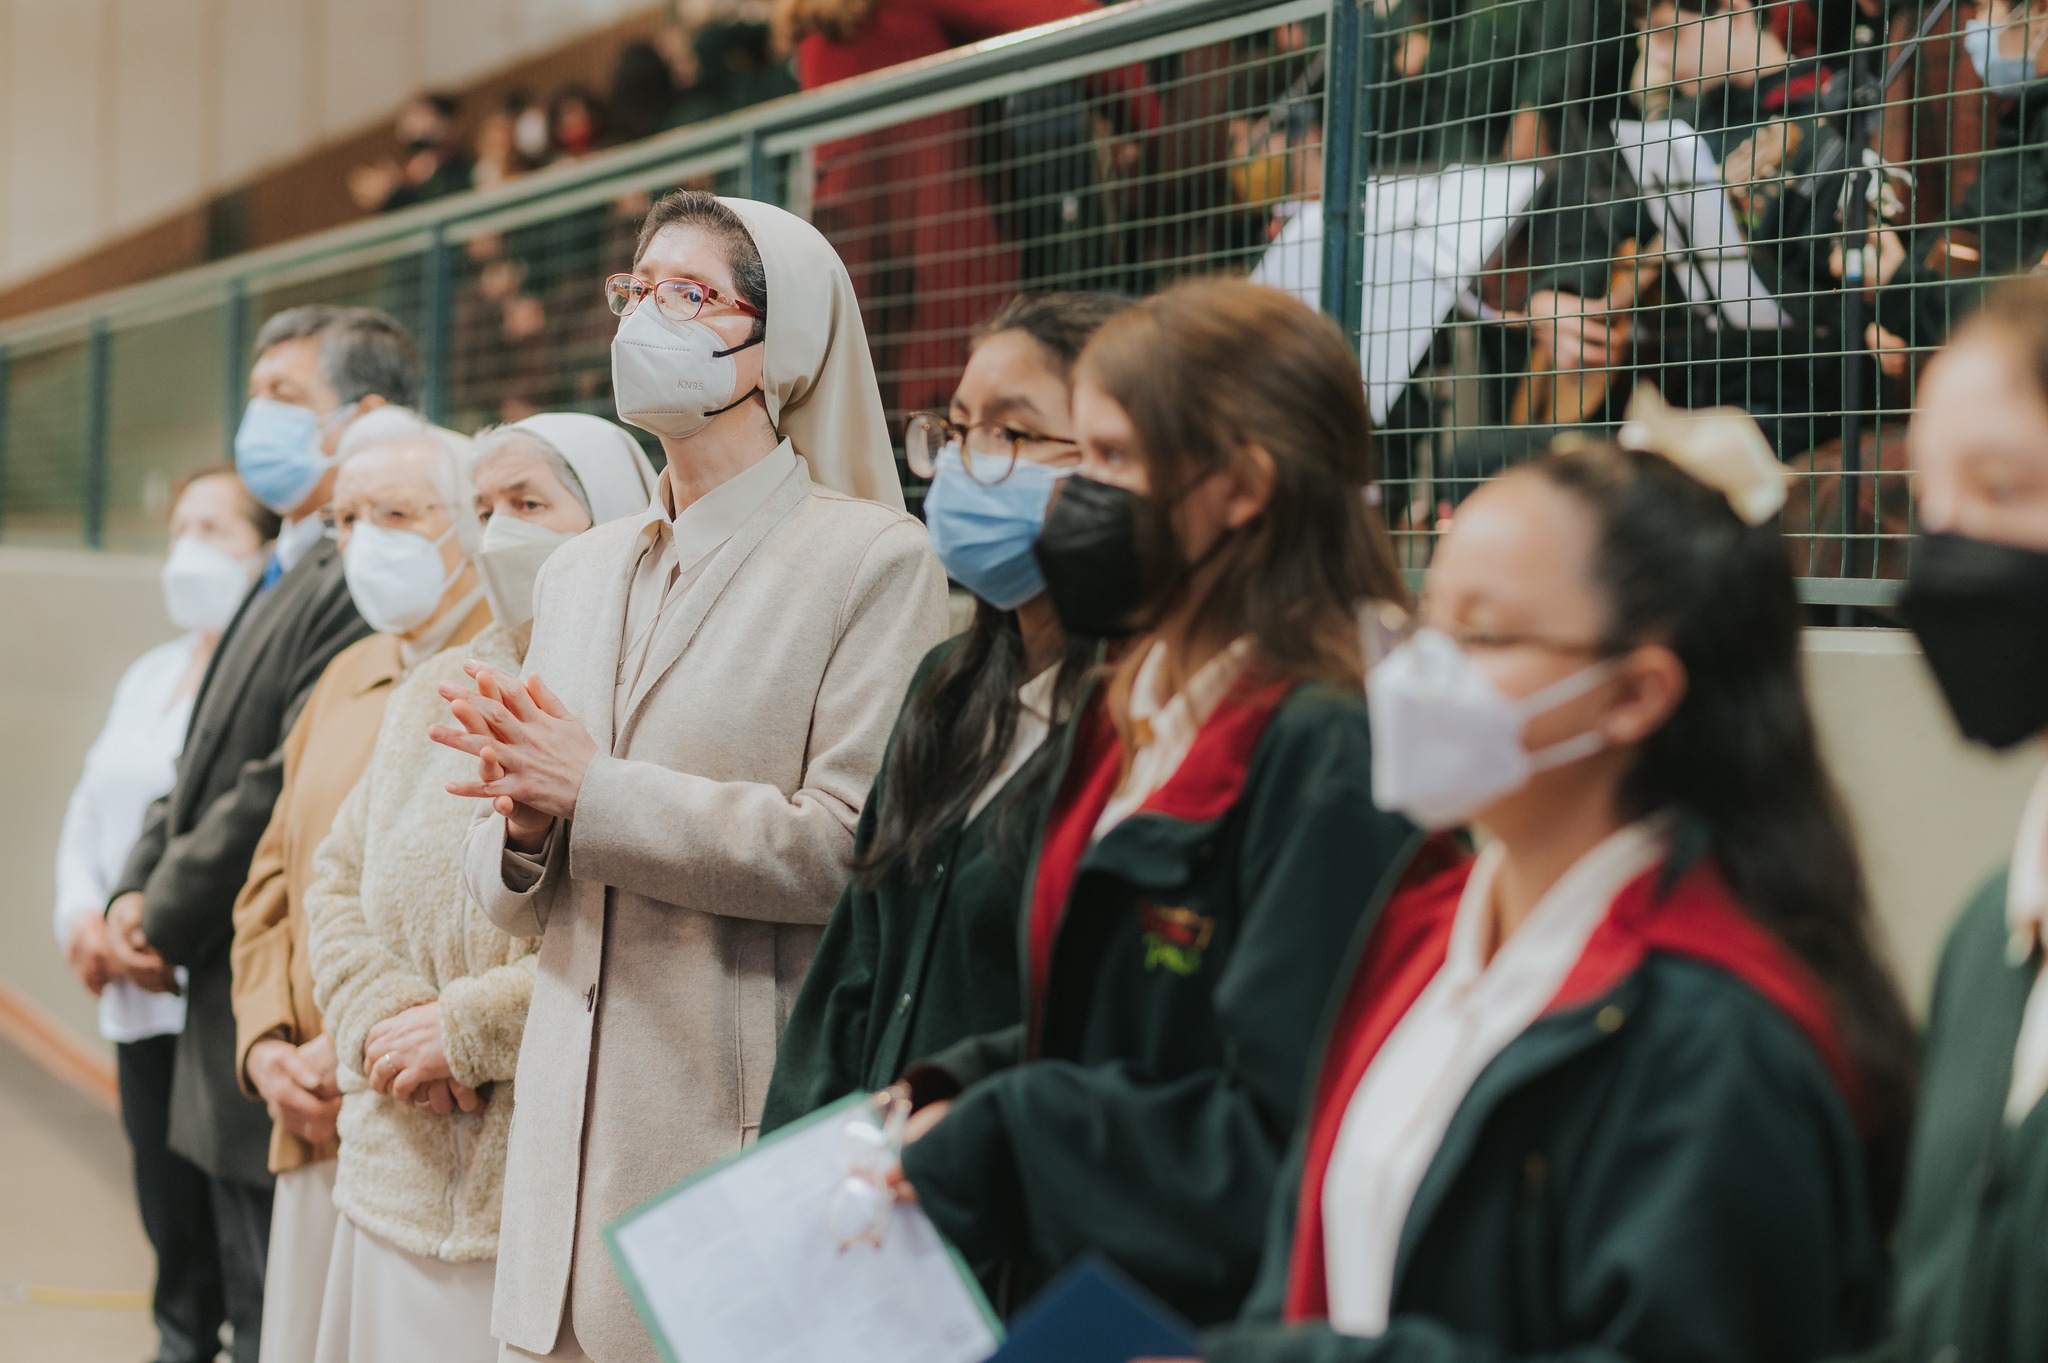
[1137,901,1216,976]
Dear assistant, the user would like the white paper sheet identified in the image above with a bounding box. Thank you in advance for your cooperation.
[1610,117,1788,332]
[606,1098,1001,1363]
[1249,164,1543,423]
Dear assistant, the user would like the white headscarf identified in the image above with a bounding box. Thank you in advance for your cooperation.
[721,197,904,511]
[499,413,660,525]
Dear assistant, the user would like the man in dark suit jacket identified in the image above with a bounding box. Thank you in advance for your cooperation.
[105,305,417,1362]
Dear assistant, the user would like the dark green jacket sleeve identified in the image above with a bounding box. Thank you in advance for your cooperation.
[137,587,366,967]
[762,807,883,1133]
[903,706,1412,1319]
[1207,965,1879,1363]
[909,1023,1027,1096]
[762,638,959,1133]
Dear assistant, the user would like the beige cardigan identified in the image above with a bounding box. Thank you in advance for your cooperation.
[306,622,537,1262]
[463,460,948,1359]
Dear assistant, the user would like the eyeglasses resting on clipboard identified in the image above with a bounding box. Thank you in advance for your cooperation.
[826,1085,912,1251]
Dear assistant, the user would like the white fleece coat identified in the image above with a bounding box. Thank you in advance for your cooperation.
[306,622,537,1262]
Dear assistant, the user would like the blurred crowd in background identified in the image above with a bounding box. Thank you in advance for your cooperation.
[347,2,797,217]
[336,0,1326,439]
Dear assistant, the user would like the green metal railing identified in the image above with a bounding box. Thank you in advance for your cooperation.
[2,0,2040,610]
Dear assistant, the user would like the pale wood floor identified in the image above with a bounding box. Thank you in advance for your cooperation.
[0,1035,157,1362]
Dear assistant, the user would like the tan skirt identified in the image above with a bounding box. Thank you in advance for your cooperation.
[259,1160,341,1363]
[312,1213,496,1363]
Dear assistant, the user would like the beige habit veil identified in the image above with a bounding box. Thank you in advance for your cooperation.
[501,412,659,523]
[721,196,904,510]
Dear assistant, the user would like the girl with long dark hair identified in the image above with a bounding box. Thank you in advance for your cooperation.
[761,292,1126,1130]
[893,277,1415,1325]
[1197,404,1915,1363]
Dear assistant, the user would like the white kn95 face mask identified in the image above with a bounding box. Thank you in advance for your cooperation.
[343,522,463,634]
[610,304,761,441]
[1367,627,1618,830]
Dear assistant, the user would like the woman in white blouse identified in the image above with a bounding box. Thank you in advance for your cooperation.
[54,464,274,1363]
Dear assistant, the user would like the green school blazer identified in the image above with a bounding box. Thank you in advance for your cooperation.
[760,639,1048,1132]
[1208,861,1890,1363]
[1196,843,1884,1358]
[1876,870,2048,1363]
[899,682,1419,1326]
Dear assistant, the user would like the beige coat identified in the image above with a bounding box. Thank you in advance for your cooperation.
[463,460,948,1360]
[305,622,536,1263]
[230,602,492,1174]
[229,634,397,1175]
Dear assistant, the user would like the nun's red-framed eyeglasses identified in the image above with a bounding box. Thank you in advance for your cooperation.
[603,273,761,324]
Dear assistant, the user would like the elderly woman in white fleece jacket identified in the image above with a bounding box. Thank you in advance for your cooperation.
[302,413,657,1363]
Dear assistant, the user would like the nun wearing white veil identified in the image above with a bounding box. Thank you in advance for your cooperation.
[301,414,657,1363]
[437,192,949,1363]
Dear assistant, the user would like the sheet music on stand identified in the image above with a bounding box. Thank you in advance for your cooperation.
[1249,164,1543,423]
[1610,117,1789,332]
[605,1094,1001,1363]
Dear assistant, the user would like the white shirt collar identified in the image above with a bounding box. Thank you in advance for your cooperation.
[274,513,328,574]
[1127,636,1254,748]
[1092,637,1256,841]
[2007,763,2048,961]
[1018,665,1059,723]
[644,440,798,572]
[2004,764,2048,1125]
[1443,819,1670,988]
[1321,818,1669,1336]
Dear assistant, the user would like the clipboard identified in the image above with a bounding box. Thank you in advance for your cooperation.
[604,1093,1002,1363]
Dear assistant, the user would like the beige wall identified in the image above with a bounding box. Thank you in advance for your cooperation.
[0,554,2036,1055]
[0,0,654,288]
[0,547,179,1054]
[1805,629,2043,1011]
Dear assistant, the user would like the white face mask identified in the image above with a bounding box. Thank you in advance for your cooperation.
[343,522,463,634]
[1366,628,1619,830]
[474,513,576,629]
[610,304,761,441]
[1965,16,2045,96]
[161,536,260,632]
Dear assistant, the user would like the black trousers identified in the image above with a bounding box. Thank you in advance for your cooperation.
[208,1174,274,1363]
[117,1035,224,1363]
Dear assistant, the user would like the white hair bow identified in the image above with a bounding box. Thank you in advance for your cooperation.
[1617,385,1787,528]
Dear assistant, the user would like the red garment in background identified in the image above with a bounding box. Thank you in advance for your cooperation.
[799,0,1100,416]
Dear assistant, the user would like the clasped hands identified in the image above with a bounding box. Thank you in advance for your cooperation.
[95,891,179,995]
[362,1002,482,1116]
[247,1031,343,1145]
[428,662,596,854]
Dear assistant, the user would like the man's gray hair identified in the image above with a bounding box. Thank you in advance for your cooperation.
[252,305,422,410]
[471,424,593,517]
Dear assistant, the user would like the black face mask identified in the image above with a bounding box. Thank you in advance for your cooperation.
[1034,476,1149,639]
[1899,531,2048,749]
[1032,473,1240,640]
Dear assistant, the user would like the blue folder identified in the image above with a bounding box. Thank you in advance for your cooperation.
[985,1254,1200,1362]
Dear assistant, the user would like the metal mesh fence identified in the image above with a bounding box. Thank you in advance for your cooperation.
[0,0,2040,612]
[811,15,1327,460]
[0,341,90,549]
[442,164,754,438]
[1337,0,2043,607]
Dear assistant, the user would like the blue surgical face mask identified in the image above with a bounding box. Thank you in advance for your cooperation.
[1965,16,2043,97]
[921,447,1069,611]
[234,397,353,515]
